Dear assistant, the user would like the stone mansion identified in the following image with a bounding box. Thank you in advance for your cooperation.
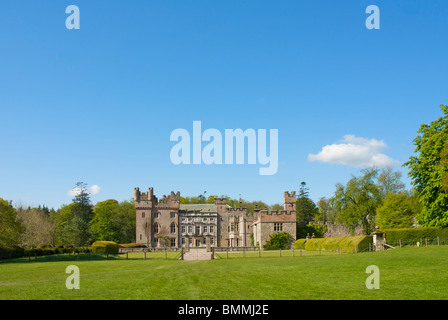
[134,187,297,249]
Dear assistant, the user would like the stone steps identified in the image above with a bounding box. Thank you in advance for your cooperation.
[183,248,213,260]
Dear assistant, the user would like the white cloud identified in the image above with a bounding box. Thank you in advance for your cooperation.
[89,185,101,195]
[308,135,400,168]
[67,185,101,196]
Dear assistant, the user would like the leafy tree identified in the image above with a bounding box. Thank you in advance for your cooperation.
[90,200,120,242]
[316,197,337,224]
[270,203,284,212]
[375,192,421,229]
[331,168,382,235]
[263,232,293,250]
[404,105,448,226]
[51,203,77,245]
[377,167,405,197]
[17,207,54,248]
[61,216,91,251]
[0,198,23,247]
[112,200,136,244]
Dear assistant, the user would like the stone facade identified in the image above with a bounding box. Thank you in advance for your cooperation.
[252,191,297,248]
[134,187,296,249]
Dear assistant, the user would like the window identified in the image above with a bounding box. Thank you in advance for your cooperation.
[210,237,214,245]
[154,223,159,233]
[202,238,206,245]
[203,218,207,222]
[188,226,192,234]
[210,226,214,233]
[142,211,145,218]
[181,238,185,245]
[170,222,176,233]
[181,226,186,233]
[196,226,201,235]
[171,212,176,219]
[140,234,142,240]
[154,212,159,218]
[203,226,208,233]
[170,238,176,247]
[274,223,283,232]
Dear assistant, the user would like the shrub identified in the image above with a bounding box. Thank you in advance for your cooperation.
[304,236,372,253]
[91,241,120,253]
[263,232,293,250]
[293,239,307,249]
[384,227,448,246]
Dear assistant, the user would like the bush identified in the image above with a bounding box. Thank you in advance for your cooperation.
[91,241,120,253]
[384,227,448,246]
[293,239,307,249]
[304,236,372,253]
[263,232,293,250]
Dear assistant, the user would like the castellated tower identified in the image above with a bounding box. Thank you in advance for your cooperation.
[253,191,297,249]
[283,191,296,212]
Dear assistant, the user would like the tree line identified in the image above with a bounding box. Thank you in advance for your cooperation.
[1,105,447,249]
[0,182,135,250]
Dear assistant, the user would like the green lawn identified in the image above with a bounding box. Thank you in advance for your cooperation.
[1,246,448,300]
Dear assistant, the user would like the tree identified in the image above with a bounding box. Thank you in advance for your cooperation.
[17,207,55,248]
[263,232,293,250]
[112,200,136,244]
[375,192,421,229]
[316,197,337,224]
[404,105,448,226]
[90,200,120,242]
[61,216,90,251]
[296,182,319,237]
[51,203,77,245]
[331,168,382,235]
[71,182,93,222]
[0,198,23,248]
[377,167,405,197]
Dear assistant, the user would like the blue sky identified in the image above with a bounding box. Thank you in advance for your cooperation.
[1,0,447,209]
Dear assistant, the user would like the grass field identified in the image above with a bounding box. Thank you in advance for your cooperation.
[1,246,448,300]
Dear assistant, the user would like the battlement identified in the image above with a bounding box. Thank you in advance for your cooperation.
[214,197,227,206]
[228,207,246,212]
[283,191,296,202]
[256,209,296,222]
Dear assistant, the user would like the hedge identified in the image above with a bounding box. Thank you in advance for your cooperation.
[303,236,372,253]
[0,246,94,260]
[91,241,120,254]
[0,246,25,260]
[119,243,147,248]
[293,239,307,249]
[384,227,448,246]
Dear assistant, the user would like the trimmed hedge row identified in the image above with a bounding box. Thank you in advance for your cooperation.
[91,241,120,253]
[119,243,146,248]
[293,236,372,253]
[293,239,307,249]
[0,246,25,260]
[384,227,448,246]
[0,241,123,260]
